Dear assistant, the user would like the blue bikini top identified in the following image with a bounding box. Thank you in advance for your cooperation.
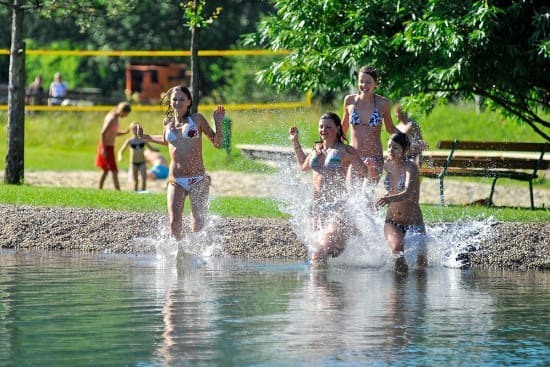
[310,147,342,169]
[350,96,382,127]
[384,171,406,192]
[165,115,200,142]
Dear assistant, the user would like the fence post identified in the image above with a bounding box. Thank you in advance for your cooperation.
[222,116,232,155]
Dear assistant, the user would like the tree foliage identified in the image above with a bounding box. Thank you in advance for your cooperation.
[246,0,550,140]
[0,0,274,100]
[2,0,138,184]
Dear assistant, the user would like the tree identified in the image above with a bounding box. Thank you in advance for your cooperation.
[181,0,222,113]
[246,0,550,140]
[1,0,137,185]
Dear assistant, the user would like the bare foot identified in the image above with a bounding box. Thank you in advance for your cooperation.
[395,256,409,274]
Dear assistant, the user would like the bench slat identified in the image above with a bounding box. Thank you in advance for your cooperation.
[436,140,547,152]
[419,167,536,180]
[423,157,549,170]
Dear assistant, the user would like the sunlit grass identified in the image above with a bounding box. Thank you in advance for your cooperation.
[1,184,548,222]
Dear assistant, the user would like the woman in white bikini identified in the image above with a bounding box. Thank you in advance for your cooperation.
[342,65,399,188]
[137,85,225,239]
[376,132,427,272]
[289,112,369,262]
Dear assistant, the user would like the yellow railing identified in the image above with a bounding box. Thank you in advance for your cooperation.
[0,49,311,111]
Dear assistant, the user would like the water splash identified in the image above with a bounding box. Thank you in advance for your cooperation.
[130,213,225,266]
[274,162,495,270]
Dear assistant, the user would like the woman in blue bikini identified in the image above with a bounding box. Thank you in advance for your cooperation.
[376,132,427,272]
[289,112,369,262]
[137,85,225,239]
[342,65,399,188]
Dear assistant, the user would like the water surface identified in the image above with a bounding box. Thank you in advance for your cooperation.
[0,250,548,367]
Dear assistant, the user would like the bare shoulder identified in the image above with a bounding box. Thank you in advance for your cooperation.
[192,113,211,132]
[405,160,419,175]
[375,94,391,107]
[343,94,357,106]
[343,143,358,156]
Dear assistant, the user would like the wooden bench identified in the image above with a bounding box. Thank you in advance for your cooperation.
[419,140,549,209]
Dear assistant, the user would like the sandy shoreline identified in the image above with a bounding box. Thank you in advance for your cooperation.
[1,204,548,270]
[1,170,549,270]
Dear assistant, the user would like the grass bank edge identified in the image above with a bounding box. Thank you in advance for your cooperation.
[1,185,548,223]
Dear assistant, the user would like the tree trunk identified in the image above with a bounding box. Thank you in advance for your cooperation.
[190,24,199,114]
[4,0,26,185]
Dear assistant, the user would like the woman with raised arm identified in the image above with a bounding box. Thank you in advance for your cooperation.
[138,85,225,239]
[289,112,369,263]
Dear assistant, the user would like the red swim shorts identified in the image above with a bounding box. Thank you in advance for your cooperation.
[95,142,118,172]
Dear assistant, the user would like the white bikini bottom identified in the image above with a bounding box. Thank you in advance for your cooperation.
[171,176,204,191]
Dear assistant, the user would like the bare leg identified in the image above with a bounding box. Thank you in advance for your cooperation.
[139,165,147,191]
[384,222,408,273]
[132,165,139,191]
[167,183,187,240]
[112,172,121,190]
[188,176,210,232]
[98,170,108,189]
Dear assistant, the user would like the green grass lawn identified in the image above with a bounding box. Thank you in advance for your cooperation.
[1,184,548,223]
[1,101,546,171]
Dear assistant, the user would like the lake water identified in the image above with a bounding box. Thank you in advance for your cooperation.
[0,249,548,367]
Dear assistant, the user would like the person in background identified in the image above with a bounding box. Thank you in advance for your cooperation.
[118,122,157,192]
[376,132,427,273]
[137,85,225,239]
[26,74,45,107]
[289,112,369,263]
[144,147,169,180]
[342,65,399,190]
[394,102,428,166]
[48,72,68,106]
[95,102,131,190]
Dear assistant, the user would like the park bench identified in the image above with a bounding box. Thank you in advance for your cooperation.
[419,140,549,209]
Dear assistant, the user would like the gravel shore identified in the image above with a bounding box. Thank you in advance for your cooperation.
[1,204,548,270]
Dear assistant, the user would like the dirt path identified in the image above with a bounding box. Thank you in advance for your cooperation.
[5,169,550,208]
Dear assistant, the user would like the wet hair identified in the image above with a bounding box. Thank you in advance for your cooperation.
[161,84,192,119]
[358,65,378,83]
[391,132,410,153]
[115,101,131,114]
[314,112,347,150]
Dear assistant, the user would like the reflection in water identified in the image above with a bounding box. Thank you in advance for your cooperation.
[1,251,548,366]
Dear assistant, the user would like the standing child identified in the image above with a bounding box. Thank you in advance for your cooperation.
[118,122,157,191]
[376,132,428,272]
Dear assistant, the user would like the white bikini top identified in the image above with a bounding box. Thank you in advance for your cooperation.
[165,116,200,142]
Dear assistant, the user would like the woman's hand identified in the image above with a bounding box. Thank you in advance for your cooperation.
[376,195,390,209]
[136,124,144,138]
[289,126,299,143]
[213,105,226,123]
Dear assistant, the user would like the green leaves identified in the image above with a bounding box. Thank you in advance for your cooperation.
[247,0,550,139]
[181,0,222,30]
